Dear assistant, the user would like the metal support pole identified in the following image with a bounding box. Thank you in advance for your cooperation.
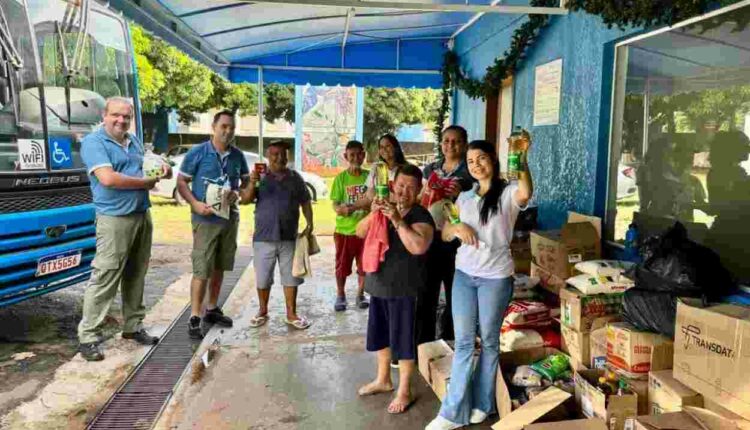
[642,78,650,159]
[258,66,264,157]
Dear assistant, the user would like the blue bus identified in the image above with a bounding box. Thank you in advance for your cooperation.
[0,0,140,306]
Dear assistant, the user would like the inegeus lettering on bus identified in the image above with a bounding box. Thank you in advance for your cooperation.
[12,175,82,187]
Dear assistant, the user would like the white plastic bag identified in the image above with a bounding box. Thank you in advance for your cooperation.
[511,365,542,387]
[575,260,635,278]
[566,273,633,295]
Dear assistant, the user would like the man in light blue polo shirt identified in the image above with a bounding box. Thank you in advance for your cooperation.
[77,97,172,361]
[177,110,250,340]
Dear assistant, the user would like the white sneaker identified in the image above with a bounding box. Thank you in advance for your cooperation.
[425,415,462,430]
[469,409,488,424]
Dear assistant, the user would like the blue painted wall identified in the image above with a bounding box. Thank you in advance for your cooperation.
[454,10,638,229]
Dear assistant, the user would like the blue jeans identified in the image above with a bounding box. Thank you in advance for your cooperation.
[439,270,513,424]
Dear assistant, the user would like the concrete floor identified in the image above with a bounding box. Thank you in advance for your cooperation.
[156,237,494,430]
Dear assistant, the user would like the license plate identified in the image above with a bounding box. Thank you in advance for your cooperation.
[36,250,82,277]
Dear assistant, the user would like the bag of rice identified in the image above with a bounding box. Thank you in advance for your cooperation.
[500,329,544,352]
[502,301,551,330]
[566,273,633,295]
[575,260,635,278]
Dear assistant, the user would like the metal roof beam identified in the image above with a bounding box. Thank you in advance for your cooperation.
[240,0,568,14]
[342,8,354,66]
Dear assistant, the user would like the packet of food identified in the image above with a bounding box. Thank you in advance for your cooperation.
[511,365,543,387]
[530,354,571,381]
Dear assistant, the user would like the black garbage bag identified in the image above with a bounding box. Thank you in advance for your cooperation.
[626,222,735,301]
[622,289,678,338]
[621,222,736,338]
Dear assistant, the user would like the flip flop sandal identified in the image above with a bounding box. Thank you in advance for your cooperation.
[249,315,269,328]
[285,316,311,330]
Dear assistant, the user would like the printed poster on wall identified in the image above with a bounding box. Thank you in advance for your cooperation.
[301,85,358,177]
[533,58,563,126]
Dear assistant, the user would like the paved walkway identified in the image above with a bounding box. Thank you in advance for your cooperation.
[155,237,493,430]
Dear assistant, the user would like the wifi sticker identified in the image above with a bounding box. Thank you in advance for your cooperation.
[17,139,47,170]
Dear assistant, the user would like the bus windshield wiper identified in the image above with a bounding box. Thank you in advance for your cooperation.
[56,0,90,127]
[0,3,24,69]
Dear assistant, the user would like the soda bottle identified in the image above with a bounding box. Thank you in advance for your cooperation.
[597,377,614,396]
[617,379,630,396]
[443,201,460,224]
[507,127,530,180]
[375,162,390,198]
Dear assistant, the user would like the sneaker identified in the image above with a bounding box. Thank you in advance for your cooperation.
[122,329,159,345]
[204,307,233,327]
[356,295,370,309]
[469,409,488,424]
[390,360,399,369]
[425,415,462,430]
[334,295,347,312]
[188,316,204,340]
[79,342,104,361]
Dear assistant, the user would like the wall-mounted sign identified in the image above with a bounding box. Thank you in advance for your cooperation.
[534,58,563,126]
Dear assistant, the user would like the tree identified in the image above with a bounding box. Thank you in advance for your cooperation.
[130,25,165,112]
[363,87,440,153]
[264,83,296,124]
[204,73,259,117]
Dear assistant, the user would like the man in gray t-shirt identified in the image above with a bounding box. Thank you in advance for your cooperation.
[242,141,313,330]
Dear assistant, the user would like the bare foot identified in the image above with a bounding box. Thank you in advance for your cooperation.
[387,391,414,414]
[358,380,394,396]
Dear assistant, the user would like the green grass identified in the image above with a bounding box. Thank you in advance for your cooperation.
[150,196,337,245]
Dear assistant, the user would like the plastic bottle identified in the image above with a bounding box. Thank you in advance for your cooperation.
[375,162,390,198]
[443,201,460,224]
[624,222,640,262]
[597,377,614,396]
[617,379,630,396]
[507,127,530,180]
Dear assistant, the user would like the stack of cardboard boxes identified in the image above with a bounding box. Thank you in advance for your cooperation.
[417,211,750,430]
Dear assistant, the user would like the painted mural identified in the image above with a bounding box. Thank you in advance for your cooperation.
[301,85,358,176]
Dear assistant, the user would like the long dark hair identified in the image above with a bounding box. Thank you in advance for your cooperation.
[467,140,507,225]
[378,133,407,166]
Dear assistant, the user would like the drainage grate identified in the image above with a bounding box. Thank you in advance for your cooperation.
[87,248,252,430]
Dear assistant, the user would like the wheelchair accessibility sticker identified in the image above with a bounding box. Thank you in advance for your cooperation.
[48,137,73,169]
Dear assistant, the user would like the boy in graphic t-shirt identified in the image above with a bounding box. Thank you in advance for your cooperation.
[330,140,371,311]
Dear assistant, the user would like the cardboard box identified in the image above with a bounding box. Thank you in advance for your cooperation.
[703,398,750,422]
[561,317,618,371]
[633,407,749,430]
[530,213,601,280]
[531,262,567,295]
[523,419,607,430]
[496,347,570,419]
[673,299,750,420]
[429,354,452,401]
[492,387,572,430]
[418,339,454,400]
[590,327,608,370]
[648,370,703,415]
[512,237,532,275]
[629,378,650,416]
[574,369,638,430]
[560,287,624,332]
[606,322,673,380]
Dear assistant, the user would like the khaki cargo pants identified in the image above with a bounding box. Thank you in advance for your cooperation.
[78,212,152,344]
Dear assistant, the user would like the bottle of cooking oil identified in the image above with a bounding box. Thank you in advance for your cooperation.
[375,162,390,198]
[507,127,530,180]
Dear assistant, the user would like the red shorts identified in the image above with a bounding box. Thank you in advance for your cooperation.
[334,233,365,279]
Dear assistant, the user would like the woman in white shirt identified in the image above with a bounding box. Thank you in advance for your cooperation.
[426,139,533,430]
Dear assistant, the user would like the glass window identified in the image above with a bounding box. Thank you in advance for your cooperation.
[608,3,750,284]
[27,0,134,170]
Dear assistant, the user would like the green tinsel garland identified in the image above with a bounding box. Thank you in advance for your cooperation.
[433,0,743,144]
